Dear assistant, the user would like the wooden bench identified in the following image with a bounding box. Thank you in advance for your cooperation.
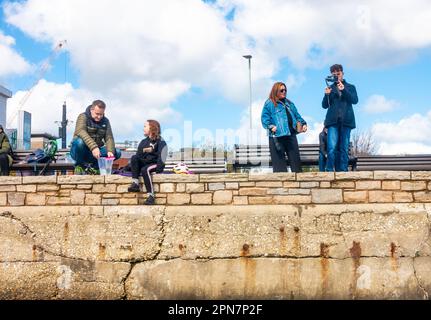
[119,151,227,174]
[164,158,226,173]
[10,149,74,175]
[11,149,227,175]
[356,154,431,171]
[231,144,358,171]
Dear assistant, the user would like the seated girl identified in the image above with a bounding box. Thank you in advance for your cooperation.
[127,120,167,205]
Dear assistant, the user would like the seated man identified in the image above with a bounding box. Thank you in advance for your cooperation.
[0,124,13,176]
[70,100,121,174]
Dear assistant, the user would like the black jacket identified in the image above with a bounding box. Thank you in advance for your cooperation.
[136,137,167,173]
[322,80,358,128]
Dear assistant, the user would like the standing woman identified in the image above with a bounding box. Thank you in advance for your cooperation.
[261,82,307,172]
[127,120,168,205]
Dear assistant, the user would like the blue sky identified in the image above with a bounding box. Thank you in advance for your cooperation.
[1,0,431,154]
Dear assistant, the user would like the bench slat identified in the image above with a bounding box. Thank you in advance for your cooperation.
[10,149,227,174]
[233,144,357,170]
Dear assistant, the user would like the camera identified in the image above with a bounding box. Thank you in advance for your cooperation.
[325,75,338,86]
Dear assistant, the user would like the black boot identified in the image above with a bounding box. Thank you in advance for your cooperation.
[144,195,155,205]
[128,182,140,192]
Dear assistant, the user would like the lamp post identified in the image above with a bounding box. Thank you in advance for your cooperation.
[243,55,252,130]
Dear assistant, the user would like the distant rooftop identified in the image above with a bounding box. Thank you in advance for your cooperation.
[0,85,12,98]
[31,132,60,140]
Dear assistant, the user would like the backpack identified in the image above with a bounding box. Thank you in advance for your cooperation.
[44,139,58,159]
[25,140,58,164]
[26,149,50,163]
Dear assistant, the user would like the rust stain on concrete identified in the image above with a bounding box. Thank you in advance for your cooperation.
[240,243,256,298]
[293,227,301,257]
[349,241,362,299]
[98,243,106,260]
[320,243,330,297]
[63,222,69,242]
[32,244,37,262]
[390,242,399,274]
[178,244,186,256]
[279,225,287,256]
[241,243,250,257]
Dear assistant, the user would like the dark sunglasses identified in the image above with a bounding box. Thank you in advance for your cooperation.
[279,89,286,93]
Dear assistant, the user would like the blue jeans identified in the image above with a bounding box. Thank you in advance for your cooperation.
[319,152,326,172]
[70,137,121,168]
[325,125,351,172]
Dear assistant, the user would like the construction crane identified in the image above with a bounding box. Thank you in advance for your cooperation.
[7,40,67,128]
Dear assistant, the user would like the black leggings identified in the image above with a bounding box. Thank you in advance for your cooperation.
[131,155,157,194]
[269,135,302,173]
[0,153,10,176]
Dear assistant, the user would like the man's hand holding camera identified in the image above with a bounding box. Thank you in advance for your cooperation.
[325,81,344,95]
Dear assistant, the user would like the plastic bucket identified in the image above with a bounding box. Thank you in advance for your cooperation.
[97,157,115,175]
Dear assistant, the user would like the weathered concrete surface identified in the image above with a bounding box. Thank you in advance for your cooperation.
[160,204,429,259]
[125,257,426,300]
[1,202,430,299]
[0,206,165,261]
[0,260,130,299]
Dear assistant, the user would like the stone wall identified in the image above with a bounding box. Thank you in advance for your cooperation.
[1,172,430,299]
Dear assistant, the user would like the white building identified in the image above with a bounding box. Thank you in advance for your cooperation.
[0,85,12,127]
[17,110,31,150]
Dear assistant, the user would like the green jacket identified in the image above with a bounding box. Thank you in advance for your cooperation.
[73,106,115,152]
[0,132,13,166]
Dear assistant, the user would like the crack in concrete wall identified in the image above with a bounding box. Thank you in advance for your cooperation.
[1,210,101,263]
[119,207,167,300]
[2,201,430,299]
[153,207,167,260]
[418,208,431,255]
[412,257,430,300]
[0,211,36,238]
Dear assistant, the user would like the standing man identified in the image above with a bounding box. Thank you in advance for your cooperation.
[70,100,121,174]
[322,64,358,172]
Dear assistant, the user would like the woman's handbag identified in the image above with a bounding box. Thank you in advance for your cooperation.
[296,121,304,133]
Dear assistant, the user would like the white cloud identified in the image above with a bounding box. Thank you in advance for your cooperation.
[235,99,268,145]
[298,122,324,145]
[372,110,431,154]
[0,30,30,78]
[377,142,431,155]
[285,74,306,93]
[363,94,400,114]
[6,79,183,144]
[3,0,431,140]
[6,80,93,138]
[217,0,431,68]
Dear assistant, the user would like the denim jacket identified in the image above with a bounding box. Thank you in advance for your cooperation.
[261,98,306,137]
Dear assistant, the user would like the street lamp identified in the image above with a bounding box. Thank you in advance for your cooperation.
[243,55,252,130]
